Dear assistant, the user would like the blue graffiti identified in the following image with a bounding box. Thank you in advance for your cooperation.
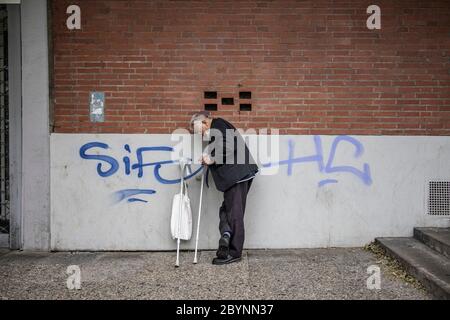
[325,135,372,186]
[132,146,174,178]
[318,179,338,187]
[128,198,149,203]
[272,136,324,176]
[80,142,203,205]
[154,164,202,184]
[80,142,200,183]
[80,135,372,205]
[263,135,372,187]
[79,142,119,177]
[112,189,156,204]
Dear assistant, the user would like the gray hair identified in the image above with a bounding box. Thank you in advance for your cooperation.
[189,110,211,130]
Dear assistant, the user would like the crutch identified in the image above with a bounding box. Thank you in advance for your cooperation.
[193,166,205,264]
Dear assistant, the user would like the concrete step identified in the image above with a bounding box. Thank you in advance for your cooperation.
[375,237,450,300]
[414,227,450,259]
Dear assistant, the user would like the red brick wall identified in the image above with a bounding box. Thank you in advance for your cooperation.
[51,0,450,135]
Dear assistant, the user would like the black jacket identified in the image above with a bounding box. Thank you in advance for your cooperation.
[206,118,259,192]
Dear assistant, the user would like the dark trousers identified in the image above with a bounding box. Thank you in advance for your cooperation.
[219,178,253,258]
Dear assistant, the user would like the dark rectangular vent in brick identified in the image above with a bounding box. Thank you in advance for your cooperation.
[204,91,217,99]
[222,98,234,105]
[239,91,252,99]
[240,104,252,111]
[204,103,217,111]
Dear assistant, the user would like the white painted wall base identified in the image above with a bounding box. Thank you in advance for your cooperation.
[50,133,450,251]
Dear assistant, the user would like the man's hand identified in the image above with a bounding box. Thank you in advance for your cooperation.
[200,154,215,165]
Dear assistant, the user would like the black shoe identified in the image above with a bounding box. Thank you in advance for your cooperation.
[216,234,230,259]
[212,254,241,265]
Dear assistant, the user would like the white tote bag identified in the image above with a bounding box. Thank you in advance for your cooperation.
[170,180,193,241]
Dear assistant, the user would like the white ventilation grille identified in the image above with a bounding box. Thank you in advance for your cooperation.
[427,181,450,216]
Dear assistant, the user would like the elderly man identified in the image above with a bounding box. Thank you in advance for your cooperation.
[190,111,259,265]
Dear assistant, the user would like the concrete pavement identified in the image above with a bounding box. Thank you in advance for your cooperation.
[0,248,430,300]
